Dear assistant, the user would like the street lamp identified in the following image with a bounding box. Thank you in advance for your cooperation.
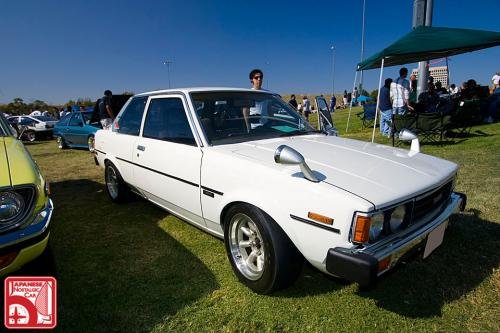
[163,59,172,88]
[330,45,336,96]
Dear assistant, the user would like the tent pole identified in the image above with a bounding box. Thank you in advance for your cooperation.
[371,58,385,143]
[346,70,359,132]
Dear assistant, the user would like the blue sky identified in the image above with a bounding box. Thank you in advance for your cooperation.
[0,0,498,104]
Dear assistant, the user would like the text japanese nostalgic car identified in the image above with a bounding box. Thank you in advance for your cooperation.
[0,113,53,275]
[94,88,466,294]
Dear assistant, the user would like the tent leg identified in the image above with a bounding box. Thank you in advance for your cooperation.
[346,71,359,133]
[372,58,385,143]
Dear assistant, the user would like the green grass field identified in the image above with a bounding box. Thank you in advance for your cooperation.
[7,107,499,332]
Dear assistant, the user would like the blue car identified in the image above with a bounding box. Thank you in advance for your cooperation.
[53,111,101,151]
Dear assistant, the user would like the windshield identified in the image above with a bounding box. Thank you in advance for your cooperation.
[190,91,316,145]
[33,116,56,121]
[0,113,16,137]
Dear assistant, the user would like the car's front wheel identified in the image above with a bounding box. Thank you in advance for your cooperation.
[224,203,303,294]
[56,136,67,149]
[87,135,95,152]
[104,161,130,203]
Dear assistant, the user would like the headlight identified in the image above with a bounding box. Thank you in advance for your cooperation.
[389,205,406,232]
[369,212,385,241]
[0,191,25,223]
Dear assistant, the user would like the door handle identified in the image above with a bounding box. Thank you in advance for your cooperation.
[137,145,146,151]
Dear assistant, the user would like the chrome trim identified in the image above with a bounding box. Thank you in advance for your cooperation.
[357,193,462,261]
[0,198,53,249]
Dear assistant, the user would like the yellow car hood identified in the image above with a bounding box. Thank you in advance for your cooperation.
[0,136,41,187]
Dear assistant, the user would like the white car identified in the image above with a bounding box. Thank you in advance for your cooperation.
[8,115,58,141]
[94,88,466,294]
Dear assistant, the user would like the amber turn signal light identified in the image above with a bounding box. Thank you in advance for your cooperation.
[378,256,391,272]
[307,212,334,225]
[353,215,371,243]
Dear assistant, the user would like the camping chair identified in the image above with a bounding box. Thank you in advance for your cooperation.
[391,113,417,146]
[356,103,376,128]
[450,99,482,134]
[415,112,451,143]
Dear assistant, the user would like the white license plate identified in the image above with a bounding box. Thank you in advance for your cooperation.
[423,221,447,259]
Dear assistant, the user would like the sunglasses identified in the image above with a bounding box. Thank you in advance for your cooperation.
[253,76,263,80]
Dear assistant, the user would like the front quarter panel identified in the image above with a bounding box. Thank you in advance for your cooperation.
[200,146,373,269]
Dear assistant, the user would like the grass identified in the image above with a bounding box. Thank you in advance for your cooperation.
[5,107,499,332]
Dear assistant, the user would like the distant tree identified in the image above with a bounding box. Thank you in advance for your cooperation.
[370,89,378,101]
[122,90,134,95]
[76,97,93,107]
[30,99,48,111]
[8,97,28,115]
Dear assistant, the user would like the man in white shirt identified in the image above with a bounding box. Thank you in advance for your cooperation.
[243,69,270,131]
[491,72,500,89]
[390,67,413,115]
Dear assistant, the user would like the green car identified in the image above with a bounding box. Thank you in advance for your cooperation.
[0,113,53,275]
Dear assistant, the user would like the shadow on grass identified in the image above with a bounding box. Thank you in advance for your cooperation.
[357,209,499,318]
[7,179,219,332]
[274,209,498,318]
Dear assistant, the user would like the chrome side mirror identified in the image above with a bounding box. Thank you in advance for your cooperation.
[398,129,420,153]
[274,145,319,182]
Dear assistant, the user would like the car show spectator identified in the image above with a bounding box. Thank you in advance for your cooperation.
[379,78,393,137]
[491,71,500,89]
[98,90,114,129]
[288,94,298,109]
[390,67,413,114]
[302,96,311,121]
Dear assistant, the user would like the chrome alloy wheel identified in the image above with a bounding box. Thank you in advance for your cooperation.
[106,165,119,199]
[57,136,64,149]
[228,213,266,280]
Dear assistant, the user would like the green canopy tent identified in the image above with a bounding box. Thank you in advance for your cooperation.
[345,26,500,141]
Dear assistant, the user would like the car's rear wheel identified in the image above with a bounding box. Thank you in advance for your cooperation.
[104,161,130,203]
[87,135,95,152]
[25,131,36,142]
[56,136,67,149]
[224,203,303,294]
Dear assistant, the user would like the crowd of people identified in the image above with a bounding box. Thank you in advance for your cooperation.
[376,67,499,137]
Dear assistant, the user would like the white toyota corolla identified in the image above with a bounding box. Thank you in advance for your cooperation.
[94,88,466,294]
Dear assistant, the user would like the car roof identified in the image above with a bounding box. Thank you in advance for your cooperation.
[134,87,273,98]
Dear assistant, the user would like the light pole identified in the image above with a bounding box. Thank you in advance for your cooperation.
[163,59,172,88]
[330,45,336,97]
[359,0,366,95]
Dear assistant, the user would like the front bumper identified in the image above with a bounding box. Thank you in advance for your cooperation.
[0,198,54,274]
[325,192,466,287]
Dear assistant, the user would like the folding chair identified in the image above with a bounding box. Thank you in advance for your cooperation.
[391,113,417,146]
[450,99,481,134]
[356,103,376,128]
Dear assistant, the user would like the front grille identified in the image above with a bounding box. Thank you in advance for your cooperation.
[411,180,453,225]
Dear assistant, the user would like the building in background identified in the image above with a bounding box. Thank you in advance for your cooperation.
[412,66,449,87]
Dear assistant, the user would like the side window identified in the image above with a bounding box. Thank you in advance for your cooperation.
[143,98,196,146]
[116,96,147,136]
[68,114,82,126]
[57,114,71,126]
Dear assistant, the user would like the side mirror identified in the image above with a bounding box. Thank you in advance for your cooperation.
[274,145,319,182]
[398,129,420,153]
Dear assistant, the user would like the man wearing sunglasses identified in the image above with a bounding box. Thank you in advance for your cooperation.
[243,69,270,132]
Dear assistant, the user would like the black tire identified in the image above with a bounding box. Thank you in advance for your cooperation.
[223,203,303,294]
[25,131,36,142]
[104,161,131,203]
[87,135,95,152]
[56,136,67,149]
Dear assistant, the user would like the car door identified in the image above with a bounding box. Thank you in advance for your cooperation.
[109,96,148,184]
[67,113,86,145]
[133,95,204,226]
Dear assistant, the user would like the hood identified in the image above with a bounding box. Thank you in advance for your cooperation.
[0,137,40,187]
[219,135,458,207]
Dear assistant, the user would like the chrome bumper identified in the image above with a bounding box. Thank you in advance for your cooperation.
[0,199,54,250]
[326,192,465,286]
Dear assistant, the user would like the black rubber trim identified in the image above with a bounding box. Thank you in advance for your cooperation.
[201,186,223,196]
[290,214,340,234]
[202,190,214,198]
[325,248,378,287]
[94,149,106,155]
[0,227,50,256]
[116,157,199,188]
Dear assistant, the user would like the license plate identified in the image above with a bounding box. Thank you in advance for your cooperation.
[423,221,447,259]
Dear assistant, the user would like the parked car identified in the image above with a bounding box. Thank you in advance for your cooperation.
[7,115,58,142]
[53,111,102,151]
[94,88,466,294]
[0,113,53,275]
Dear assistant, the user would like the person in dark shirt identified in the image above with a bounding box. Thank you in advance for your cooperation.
[98,90,114,129]
[379,78,393,137]
[288,94,298,110]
